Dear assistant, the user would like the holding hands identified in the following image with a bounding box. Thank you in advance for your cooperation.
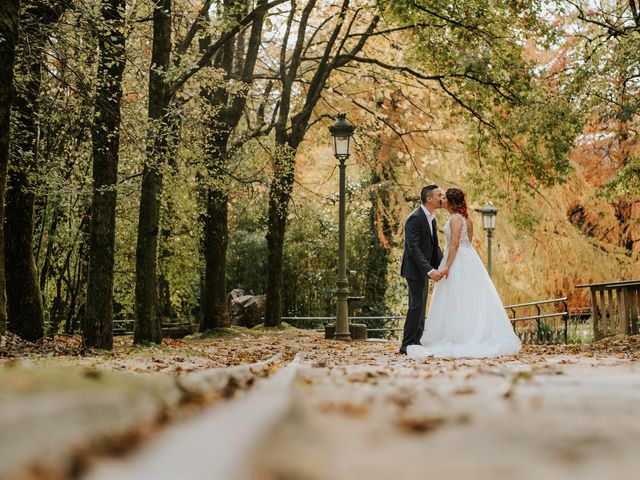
[428,270,444,282]
[428,267,449,282]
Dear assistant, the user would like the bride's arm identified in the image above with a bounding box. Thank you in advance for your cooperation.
[441,215,464,276]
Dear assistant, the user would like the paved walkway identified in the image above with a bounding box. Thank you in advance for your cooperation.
[249,355,640,480]
[3,331,640,479]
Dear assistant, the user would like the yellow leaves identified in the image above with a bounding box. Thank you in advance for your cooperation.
[319,400,370,417]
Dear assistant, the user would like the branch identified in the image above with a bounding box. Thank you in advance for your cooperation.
[630,0,640,26]
[172,0,287,92]
[176,0,213,55]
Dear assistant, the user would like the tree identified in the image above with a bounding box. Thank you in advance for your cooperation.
[562,0,640,197]
[264,0,380,326]
[134,0,286,339]
[83,0,127,349]
[199,0,269,331]
[0,0,20,338]
[134,0,171,344]
[6,0,64,342]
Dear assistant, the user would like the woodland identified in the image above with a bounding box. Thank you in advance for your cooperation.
[0,0,639,350]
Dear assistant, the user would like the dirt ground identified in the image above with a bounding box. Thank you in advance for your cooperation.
[2,329,640,480]
[2,326,639,372]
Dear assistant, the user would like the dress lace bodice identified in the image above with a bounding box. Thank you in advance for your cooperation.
[443,214,472,250]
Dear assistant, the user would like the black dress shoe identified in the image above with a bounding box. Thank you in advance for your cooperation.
[398,349,407,355]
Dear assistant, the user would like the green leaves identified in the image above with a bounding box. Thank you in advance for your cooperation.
[380,0,581,196]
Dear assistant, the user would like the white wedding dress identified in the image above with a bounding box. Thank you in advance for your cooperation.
[407,214,521,359]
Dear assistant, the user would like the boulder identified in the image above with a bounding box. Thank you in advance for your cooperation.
[229,293,267,328]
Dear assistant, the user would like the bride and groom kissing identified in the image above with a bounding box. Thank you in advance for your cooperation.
[399,185,521,358]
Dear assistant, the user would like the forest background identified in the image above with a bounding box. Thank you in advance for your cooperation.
[0,0,638,349]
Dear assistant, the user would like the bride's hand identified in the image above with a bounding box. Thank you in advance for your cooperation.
[439,267,449,279]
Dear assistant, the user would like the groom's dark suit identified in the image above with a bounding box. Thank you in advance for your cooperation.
[400,206,443,353]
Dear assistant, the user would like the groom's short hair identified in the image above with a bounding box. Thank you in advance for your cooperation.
[421,184,439,204]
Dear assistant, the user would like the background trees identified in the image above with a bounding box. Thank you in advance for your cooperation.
[0,0,637,347]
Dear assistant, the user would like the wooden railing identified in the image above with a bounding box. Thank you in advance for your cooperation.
[576,280,640,340]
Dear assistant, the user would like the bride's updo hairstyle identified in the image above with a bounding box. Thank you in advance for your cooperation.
[446,188,469,218]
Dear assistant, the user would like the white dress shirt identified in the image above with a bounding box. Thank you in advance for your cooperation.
[420,204,435,236]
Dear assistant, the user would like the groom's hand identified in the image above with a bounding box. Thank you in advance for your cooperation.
[428,270,443,282]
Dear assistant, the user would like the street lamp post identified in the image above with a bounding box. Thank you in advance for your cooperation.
[479,202,498,278]
[329,113,355,341]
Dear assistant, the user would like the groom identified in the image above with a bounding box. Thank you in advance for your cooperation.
[399,185,445,354]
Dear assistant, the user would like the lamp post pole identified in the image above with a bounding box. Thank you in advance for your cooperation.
[329,113,354,341]
[487,228,493,278]
[335,153,350,341]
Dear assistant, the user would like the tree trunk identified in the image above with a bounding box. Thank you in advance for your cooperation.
[264,143,296,327]
[362,173,392,318]
[134,0,171,344]
[5,2,56,341]
[201,176,230,330]
[361,166,394,340]
[199,0,267,331]
[84,0,126,349]
[157,114,181,321]
[69,211,90,334]
[199,27,234,332]
[0,0,20,337]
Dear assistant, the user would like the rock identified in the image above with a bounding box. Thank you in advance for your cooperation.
[227,289,245,320]
[229,293,267,328]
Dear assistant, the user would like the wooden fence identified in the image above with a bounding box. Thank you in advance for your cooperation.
[576,280,640,340]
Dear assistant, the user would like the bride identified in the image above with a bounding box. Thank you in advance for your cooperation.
[407,188,521,359]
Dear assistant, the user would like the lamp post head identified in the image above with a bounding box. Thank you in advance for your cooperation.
[480,202,498,232]
[329,113,355,157]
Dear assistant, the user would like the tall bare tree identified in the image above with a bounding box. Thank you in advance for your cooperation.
[264,0,380,326]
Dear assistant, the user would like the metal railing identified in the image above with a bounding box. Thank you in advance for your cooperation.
[505,297,570,344]
[285,297,584,344]
[113,319,196,337]
[281,316,404,334]
[108,295,590,345]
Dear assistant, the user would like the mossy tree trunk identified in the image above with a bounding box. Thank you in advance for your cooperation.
[134,0,171,344]
[0,0,20,337]
[362,169,393,318]
[5,1,63,341]
[200,0,267,332]
[84,0,127,349]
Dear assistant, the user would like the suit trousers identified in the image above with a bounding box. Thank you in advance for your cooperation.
[401,277,430,351]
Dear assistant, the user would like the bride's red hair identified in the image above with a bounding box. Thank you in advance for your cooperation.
[446,188,469,218]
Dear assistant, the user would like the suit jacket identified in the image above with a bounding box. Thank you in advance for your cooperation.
[400,207,443,281]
